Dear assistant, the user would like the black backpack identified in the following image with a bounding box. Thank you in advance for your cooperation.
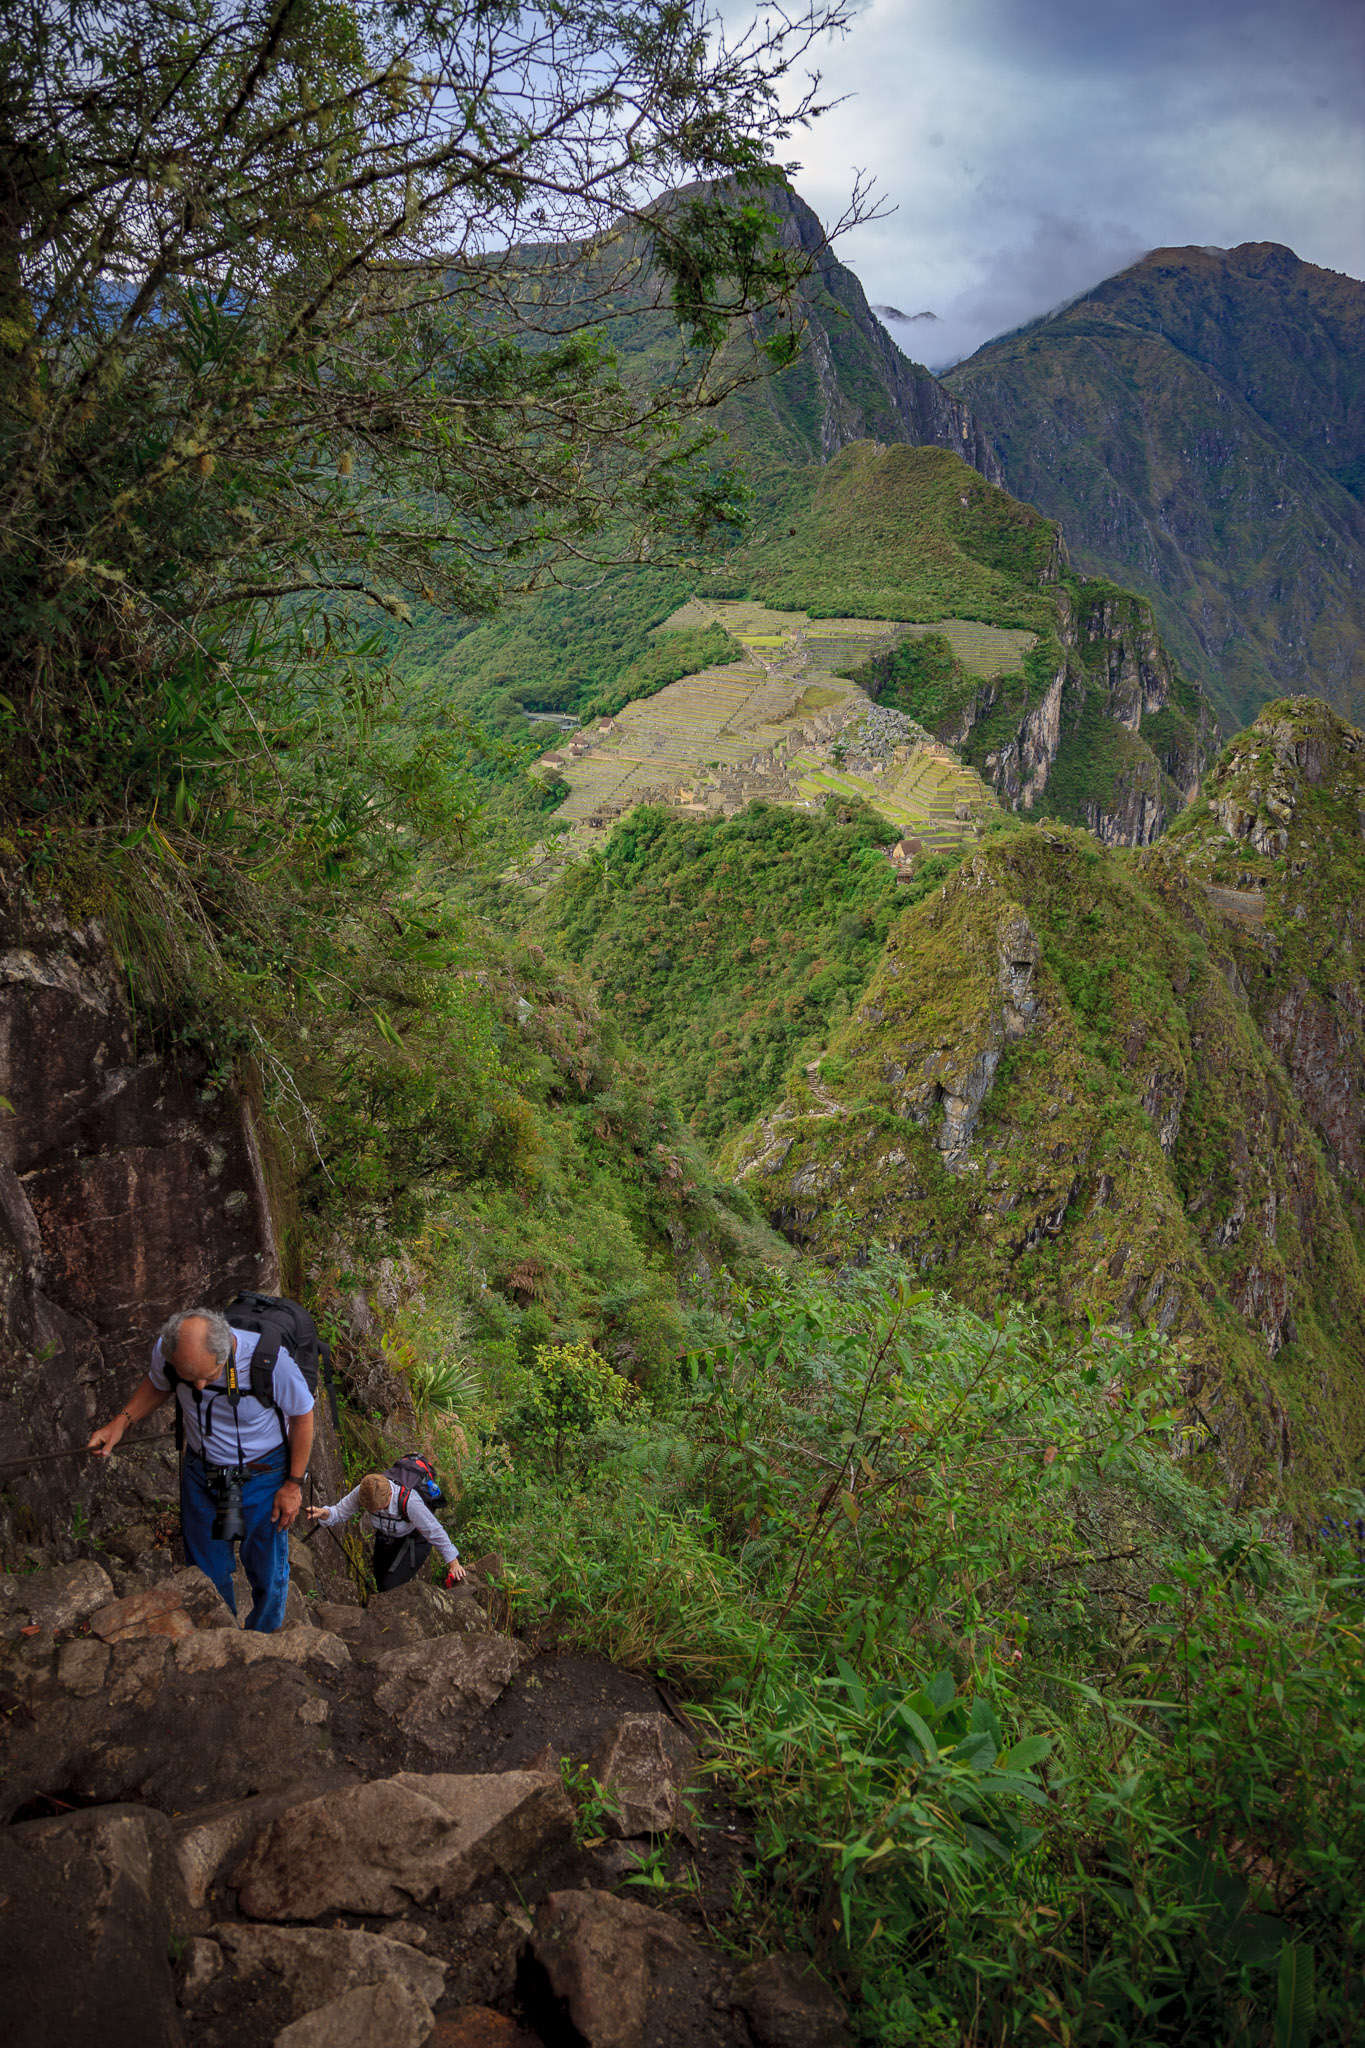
[222,1292,339,1430]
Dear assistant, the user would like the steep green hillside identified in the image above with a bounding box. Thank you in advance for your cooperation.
[709,439,1056,625]
[712,700,1365,1508]
[711,182,1000,476]
[946,243,1365,727]
[532,797,966,1142]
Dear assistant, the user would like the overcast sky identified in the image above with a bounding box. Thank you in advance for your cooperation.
[775,0,1365,369]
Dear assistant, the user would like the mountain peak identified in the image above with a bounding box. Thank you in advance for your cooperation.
[946,237,1365,727]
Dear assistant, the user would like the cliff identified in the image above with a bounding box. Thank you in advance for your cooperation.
[0,873,291,1546]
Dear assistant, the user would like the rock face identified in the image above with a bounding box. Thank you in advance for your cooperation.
[527,1888,741,2048]
[0,1612,356,1821]
[726,716,1365,1505]
[956,583,1216,845]
[233,1770,574,1919]
[945,242,1365,728]
[372,1632,528,1756]
[0,1805,189,2048]
[1168,697,1365,1219]
[0,867,279,1541]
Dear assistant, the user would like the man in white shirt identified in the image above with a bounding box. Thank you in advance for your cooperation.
[88,1306,314,1631]
[310,1471,465,1592]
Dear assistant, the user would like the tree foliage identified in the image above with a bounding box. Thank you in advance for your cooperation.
[0,0,857,883]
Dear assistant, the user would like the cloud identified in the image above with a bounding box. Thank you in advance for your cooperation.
[778,0,1365,365]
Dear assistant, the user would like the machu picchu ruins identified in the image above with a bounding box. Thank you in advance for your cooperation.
[514,600,1018,888]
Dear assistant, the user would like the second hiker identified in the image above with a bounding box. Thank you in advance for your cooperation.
[310,1462,466,1592]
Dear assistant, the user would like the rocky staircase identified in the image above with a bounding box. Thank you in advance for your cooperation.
[0,1544,849,2048]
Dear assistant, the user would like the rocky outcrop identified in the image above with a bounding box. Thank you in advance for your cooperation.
[971,583,1218,844]
[724,772,1365,1507]
[1165,697,1365,1214]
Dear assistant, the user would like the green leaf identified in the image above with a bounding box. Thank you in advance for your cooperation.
[996,1735,1053,1772]
[924,1668,956,1711]
[374,1011,404,1048]
[970,1696,1003,1746]
[1275,1943,1314,2048]
[898,1705,939,1761]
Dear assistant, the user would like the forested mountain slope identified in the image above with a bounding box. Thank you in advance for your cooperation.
[945,243,1365,728]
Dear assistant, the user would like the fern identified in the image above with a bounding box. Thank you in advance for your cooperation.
[1275,1943,1315,2048]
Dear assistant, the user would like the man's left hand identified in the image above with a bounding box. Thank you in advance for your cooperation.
[272,1479,304,1530]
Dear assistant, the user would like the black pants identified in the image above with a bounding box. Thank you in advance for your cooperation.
[373,1530,431,1592]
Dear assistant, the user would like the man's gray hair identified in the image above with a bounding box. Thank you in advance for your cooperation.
[160,1307,234,1366]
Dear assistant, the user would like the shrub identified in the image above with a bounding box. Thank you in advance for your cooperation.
[509,1342,639,1473]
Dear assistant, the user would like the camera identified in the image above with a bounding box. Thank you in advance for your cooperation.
[207,1465,248,1544]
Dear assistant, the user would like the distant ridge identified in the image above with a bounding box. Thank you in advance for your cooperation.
[945,242,1365,726]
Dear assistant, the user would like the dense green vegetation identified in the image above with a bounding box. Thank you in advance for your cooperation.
[707,442,1058,626]
[375,1255,1365,2044]
[393,567,743,737]
[533,799,968,1142]
[852,628,981,732]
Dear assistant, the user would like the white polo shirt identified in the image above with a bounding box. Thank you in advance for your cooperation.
[149,1329,314,1464]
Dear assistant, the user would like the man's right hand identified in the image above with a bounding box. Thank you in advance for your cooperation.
[87,1418,126,1458]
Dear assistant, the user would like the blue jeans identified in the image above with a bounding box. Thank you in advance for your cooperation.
[181,1447,291,1632]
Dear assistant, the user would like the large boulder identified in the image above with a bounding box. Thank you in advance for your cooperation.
[0,1804,190,2047]
[589,1712,694,1837]
[372,1631,528,1756]
[233,1770,572,1920]
[273,1975,434,2048]
[215,1924,446,2018]
[0,1557,113,1635]
[367,1576,490,1643]
[730,1954,851,2048]
[174,1779,356,1911]
[527,1888,741,2048]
